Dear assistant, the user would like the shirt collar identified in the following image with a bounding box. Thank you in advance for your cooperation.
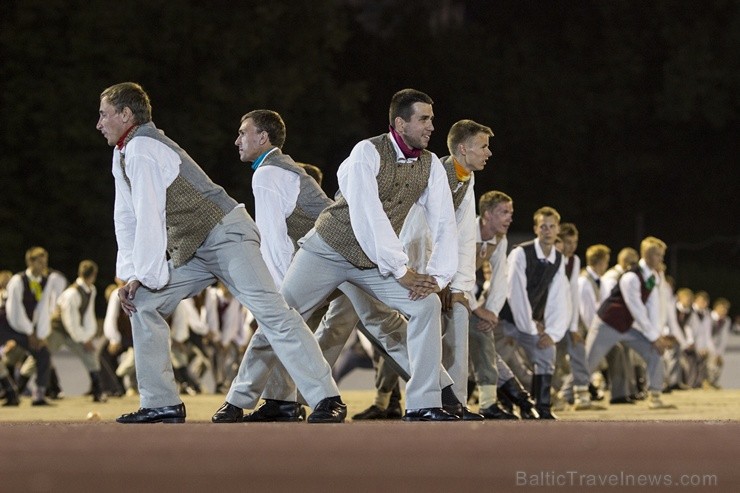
[251,147,279,170]
[586,266,600,280]
[24,269,42,282]
[387,132,418,163]
[534,238,558,263]
[638,258,659,283]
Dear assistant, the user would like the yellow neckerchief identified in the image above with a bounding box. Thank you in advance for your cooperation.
[453,158,471,182]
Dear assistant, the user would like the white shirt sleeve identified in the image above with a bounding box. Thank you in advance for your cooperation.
[544,262,570,342]
[170,301,190,343]
[338,140,409,279]
[252,165,300,289]
[103,288,122,344]
[417,155,458,288]
[483,237,508,316]
[113,136,179,290]
[566,256,580,333]
[449,177,477,295]
[620,271,660,342]
[507,247,538,335]
[4,274,34,335]
[58,283,97,343]
[577,275,598,330]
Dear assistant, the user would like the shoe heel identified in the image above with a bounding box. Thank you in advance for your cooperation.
[162,418,186,423]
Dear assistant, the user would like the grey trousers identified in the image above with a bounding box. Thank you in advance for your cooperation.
[230,232,446,410]
[554,331,590,400]
[131,207,338,409]
[21,327,100,376]
[468,317,515,386]
[500,319,557,375]
[585,320,664,393]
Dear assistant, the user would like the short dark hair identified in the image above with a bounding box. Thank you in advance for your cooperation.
[242,109,286,148]
[478,190,512,215]
[389,88,433,127]
[100,82,152,124]
[298,162,323,186]
[559,222,579,239]
[447,119,493,155]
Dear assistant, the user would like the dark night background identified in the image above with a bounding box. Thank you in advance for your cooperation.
[1,0,738,316]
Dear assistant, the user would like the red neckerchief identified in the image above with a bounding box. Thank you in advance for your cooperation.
[116,125,137,150]
[389,125,421,159]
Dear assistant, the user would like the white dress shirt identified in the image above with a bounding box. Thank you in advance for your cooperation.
[170,298,209,344]
[251,148,300,288]
[399,173,475,299]
[564,255,581,333]
[471,224,508,315]
[577,266,602,330]
[507,238,569,342]
[336,133,458,288]
[620,258,661,342]
[5,269,67,339]
[205,286,246,346]
[56,278,97,343]
[103,288,123,345]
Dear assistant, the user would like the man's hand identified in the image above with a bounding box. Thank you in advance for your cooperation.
[438,286,453,311]
[28,334,44,350]
[473,307,499,333]
[569,331,584,344]
[118,280,142,316]
[537,333,554,349]
[398,269,439,300]
[652,336,672,355]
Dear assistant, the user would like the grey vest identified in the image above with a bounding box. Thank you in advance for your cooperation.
[440,155,471,211]
[260,150,333,248]
[51,284,92,333]
[314,133,432,268]
[120,123,238,267]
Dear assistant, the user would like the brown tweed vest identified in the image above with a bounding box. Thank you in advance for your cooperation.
[260,150,333,248]
[440,155,471,211]
[314,134,432,268]
[119,123,237,268]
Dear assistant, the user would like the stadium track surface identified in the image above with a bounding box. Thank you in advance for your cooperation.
[1,390,739,492]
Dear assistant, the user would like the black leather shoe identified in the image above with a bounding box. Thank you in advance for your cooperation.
[31,398,53,406]
[443,402,485,421]
[116,403,186,423]
[403,407,459,421]
[242,399,306,422]
[352,404,388,420]
[385,404,403,419]
[609,396,635,405]
[307,397,346,423]
[480,403,519,420]
[212,402,244,423]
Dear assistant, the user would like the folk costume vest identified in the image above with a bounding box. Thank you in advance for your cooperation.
[315,134,432,269]
[260,150,333,247]
[597,265,653,333]
[119,123,238,268]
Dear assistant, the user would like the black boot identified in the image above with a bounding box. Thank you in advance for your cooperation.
[1,377,20,406]
[500,377,539,419]
[47,367,63,399]
[89,371,107,403]
[441,384,484,421]
[386,382,403,419]
[532,374,557,420]
[497,387,515,414]
[16,374,30,395]
[173,367,198,396]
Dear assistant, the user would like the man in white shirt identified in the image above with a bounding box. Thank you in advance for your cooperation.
[97,82,345,423]
[231,89,459,421]
[467,191,539,419]
[1,246,67,406]
[497,207,570,419]
[585,237,676,409]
